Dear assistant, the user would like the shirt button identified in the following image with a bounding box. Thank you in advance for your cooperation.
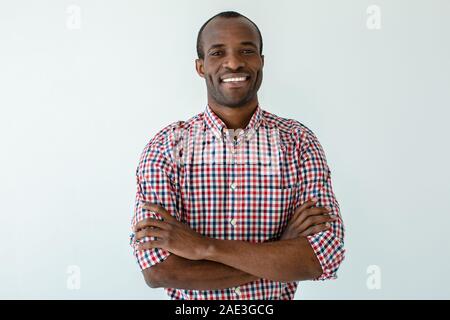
[234,287,241,295]
[230,182,237,190]
[230,218,237,226]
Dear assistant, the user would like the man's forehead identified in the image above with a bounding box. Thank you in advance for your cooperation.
[202,17,259,48]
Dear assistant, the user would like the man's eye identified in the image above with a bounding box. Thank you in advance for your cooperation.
[242,49,255,54]
[210,51,222,56]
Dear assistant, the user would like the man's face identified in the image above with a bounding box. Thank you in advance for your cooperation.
[196,17,264,108]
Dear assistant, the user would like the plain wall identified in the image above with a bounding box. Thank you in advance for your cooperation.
[1,0,449,299]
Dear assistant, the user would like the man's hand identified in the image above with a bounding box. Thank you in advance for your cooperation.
[134,203,209,260]
[280,198,337,240]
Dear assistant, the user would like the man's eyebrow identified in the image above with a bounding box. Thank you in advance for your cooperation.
[240,41,258,49]
[207,41,258,51]
[207,44,225,51]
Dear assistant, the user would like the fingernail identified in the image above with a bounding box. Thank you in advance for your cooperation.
[326,223,330,227]
[312,197,318,202]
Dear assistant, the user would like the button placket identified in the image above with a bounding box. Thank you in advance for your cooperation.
[228,137,239,236]
[232,137,238,164]
[229,180,237,228]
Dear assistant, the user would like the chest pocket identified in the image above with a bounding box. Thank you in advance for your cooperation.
[254,128,299,190]
[237,185,296,242]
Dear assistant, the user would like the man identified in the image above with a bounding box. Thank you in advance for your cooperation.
[130,11,345,300]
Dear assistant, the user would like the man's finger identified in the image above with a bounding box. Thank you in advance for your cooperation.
[295,198,319,213]
[289,199,318,224]
[294,206,330,220]
[300,222,331,237]
[293,207,334,225]
[136,240,163,251]
[295,214,337,232]
[290,206,331,228]
[142,203,164,213]
[134,217,168,232]
[135,227,165,241]
[142,203,176,222]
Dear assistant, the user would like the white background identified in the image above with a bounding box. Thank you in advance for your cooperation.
[1,0,449,299]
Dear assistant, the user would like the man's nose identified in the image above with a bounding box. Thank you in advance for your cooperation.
[223,52,245,70]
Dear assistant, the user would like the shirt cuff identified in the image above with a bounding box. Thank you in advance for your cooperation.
[130,233,171,270]
[306,232,345,281]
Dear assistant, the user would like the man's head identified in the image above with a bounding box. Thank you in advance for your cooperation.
[195,11,264,108]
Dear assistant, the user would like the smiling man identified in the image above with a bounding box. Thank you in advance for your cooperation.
[130,11,345,300]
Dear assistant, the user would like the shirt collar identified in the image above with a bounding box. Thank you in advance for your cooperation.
[204,104,264,141]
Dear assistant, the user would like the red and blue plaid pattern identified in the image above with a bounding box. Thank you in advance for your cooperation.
[130,105,345,300]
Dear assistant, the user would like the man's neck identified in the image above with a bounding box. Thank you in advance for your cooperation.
[207,98,259,130]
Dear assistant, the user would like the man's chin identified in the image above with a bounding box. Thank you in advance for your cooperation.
[220,99,251,108]
[218,93,254,108]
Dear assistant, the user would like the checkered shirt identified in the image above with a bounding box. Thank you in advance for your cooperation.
[130,105,345,300]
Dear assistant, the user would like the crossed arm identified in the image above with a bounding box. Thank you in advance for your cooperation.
[134,200,336,289]
[141,254,258,290]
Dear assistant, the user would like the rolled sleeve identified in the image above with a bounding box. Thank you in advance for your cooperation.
[296,126,346,281]
[130,190,171,270]
[130,136,180,271]
[307,222,345,280]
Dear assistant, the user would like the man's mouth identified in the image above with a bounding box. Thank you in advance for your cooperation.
[222,76,248,83]
[219,73,250,88]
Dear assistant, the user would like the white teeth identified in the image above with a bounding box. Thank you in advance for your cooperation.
[222,77,247,83]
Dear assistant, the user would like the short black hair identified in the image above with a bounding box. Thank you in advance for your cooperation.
[196,11,263,59]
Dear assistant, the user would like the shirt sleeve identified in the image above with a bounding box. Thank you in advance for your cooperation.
[296,127,346,281]
[129,136,180,271]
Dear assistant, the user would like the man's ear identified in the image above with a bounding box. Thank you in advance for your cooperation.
[261,54,265,68]
[195,59,205,78]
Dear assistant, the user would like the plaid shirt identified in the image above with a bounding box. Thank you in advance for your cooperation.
[130,105,345,300]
